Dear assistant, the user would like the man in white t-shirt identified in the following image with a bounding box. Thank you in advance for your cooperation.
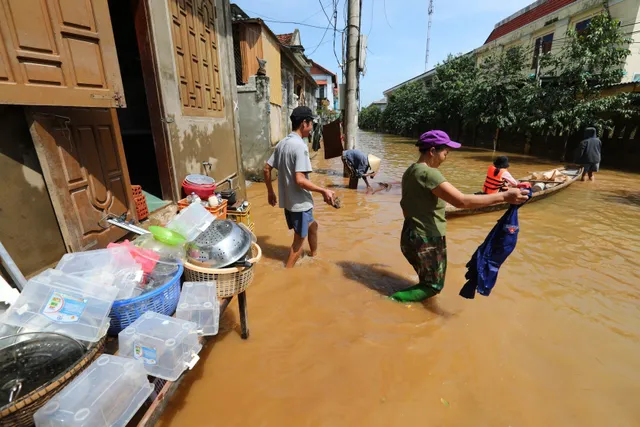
[264,106,336,268]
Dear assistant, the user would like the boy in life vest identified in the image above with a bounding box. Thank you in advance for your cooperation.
[482,156,519,194]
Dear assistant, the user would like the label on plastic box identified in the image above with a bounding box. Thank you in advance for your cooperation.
[134,343,157,365]
[42,290,87,323]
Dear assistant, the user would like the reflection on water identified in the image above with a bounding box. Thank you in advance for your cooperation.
[160,131,640,427]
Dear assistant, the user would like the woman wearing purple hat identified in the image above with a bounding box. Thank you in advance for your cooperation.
[392,130,529,303]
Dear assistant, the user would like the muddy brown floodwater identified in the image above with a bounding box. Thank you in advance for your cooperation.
[159,131,640,427]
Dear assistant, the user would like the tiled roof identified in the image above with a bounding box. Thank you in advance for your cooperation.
[485,0,578,44]
[277,33,294,46]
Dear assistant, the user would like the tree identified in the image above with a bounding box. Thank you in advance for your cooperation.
[472,46,533,150]
[429,54,479,138]
[538,10,632,159]
[358,105,382,131]
[380,81,434,136]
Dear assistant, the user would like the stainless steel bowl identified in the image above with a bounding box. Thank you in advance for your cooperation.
[186,220,253,268]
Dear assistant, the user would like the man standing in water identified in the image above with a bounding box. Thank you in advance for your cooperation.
[575,127,602,182]
[264,106,336,268]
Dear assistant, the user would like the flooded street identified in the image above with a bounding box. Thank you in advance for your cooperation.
[160,131,640,427]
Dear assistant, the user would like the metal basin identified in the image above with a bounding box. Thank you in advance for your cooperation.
[186,220,253,268]
[0,332,85,406]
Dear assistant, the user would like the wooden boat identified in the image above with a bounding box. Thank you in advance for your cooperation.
[446,167,584,218]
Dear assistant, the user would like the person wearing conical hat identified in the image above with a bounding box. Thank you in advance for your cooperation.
[341,149,381,191]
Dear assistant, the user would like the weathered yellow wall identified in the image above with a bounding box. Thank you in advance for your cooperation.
[475,0,640,79]
[262,32,283,106]
[0,106,66,276]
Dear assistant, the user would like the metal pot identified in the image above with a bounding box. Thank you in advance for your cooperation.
[186,220,253,268]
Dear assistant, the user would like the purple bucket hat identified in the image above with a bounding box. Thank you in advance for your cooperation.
[416,130,461,149]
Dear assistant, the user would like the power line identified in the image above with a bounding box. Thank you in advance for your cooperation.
[301,0,335,23]
[367,0,375,37]
[261,18,343,31]
[319,0,337,30]
[308,24,332,56]
[383,0,393,29]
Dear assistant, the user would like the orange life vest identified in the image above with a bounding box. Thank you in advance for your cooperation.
[483,166,506,194]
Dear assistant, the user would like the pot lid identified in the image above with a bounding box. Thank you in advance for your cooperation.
[184,174,215,186]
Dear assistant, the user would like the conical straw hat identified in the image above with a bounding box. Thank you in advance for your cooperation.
[368,154,381,173]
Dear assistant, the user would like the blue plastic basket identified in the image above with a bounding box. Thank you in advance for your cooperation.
[108,263,184,335]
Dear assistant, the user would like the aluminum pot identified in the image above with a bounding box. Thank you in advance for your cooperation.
[186,220,253,268]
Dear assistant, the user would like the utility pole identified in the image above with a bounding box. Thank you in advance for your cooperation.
[425,0,434,71]
[344,0,361,150]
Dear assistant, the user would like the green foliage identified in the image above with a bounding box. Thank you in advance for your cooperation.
[358,10,637,143]
[429,54,478,128]
[538,12,633,134]
[379,81,434,136]
[359,105,382,131]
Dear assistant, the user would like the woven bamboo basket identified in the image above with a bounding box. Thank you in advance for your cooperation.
[0,335,106,427]
[184,242,262,297]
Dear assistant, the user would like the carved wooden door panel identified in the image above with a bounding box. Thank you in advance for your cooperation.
[26,107,135,252]
[0,0,125,107]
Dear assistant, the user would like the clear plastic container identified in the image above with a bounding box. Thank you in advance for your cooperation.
[176,282,220,336]
[56,247,143,300]
[118,311,202,381]
[0,269,118,342]
[167,203,215,242]
[133,234,186,263]
[33,354,153,427]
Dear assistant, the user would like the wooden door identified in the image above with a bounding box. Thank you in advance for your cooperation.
[0,0,125,108]
[26,107,135,252]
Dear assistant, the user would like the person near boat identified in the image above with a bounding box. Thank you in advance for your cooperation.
[264,106,336,268]
[482,156,519,194]
[575,127,602,182]
[341,149,381,191]
[392,130,529,303]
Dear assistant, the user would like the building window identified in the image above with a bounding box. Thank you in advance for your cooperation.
[318,84,326,99]
[170,0,224,117]
[532,33,554,68]
[575,19,591,36]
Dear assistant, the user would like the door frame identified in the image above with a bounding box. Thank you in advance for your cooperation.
[130,0,177,202]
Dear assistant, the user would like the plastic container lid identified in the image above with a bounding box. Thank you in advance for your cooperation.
[176,282,220,336]
[56,247,143,300]
[167,203,215,242]
[0,269,118,343]
[33,354,153,427]
[118,312,201,381]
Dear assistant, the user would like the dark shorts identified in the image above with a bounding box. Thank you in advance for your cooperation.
[582,163,599,173]
[284,209,315,238]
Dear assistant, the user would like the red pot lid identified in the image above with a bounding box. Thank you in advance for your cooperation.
[184,174,215,186]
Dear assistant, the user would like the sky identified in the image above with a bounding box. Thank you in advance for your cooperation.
[235,0,535,106]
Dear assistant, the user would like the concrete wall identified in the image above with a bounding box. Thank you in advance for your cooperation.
[237,76,272,180]
[0,106,66,276]
[476,0,640,80]
[149,0,246,200]
[281,62,295,137]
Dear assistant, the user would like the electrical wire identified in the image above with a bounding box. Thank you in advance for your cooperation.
[308,23,332,56]
[260,18,343,31]
[383,0,393,29]
[367,0,375,36]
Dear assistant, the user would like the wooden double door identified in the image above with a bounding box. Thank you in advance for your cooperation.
[27,108,135,252]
